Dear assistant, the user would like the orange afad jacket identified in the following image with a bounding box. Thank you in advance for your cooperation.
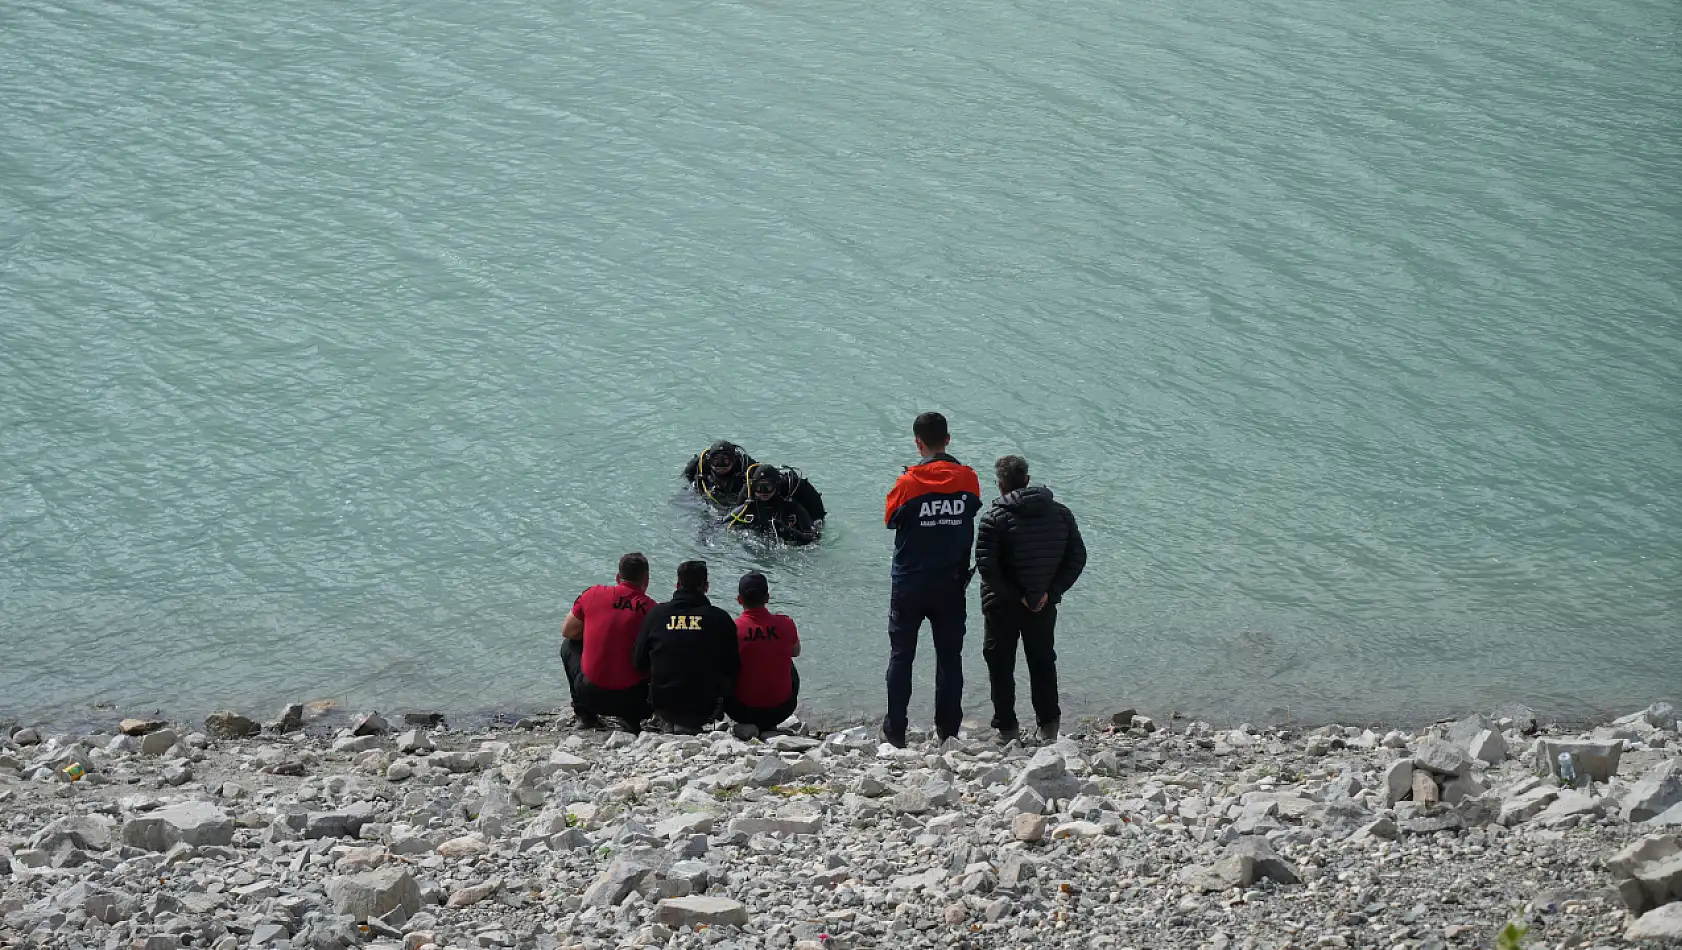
[884,455,983,582]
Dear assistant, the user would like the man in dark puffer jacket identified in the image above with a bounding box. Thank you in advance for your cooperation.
[974,455,1087,742]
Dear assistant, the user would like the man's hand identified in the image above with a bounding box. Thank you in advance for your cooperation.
[1021,594,1048,612]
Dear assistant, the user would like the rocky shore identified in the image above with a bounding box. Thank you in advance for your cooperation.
[4,702,1682,950]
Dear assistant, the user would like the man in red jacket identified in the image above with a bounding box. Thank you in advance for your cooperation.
[881,412,983,746]
[560,553,656,731]
[725,572,801,734]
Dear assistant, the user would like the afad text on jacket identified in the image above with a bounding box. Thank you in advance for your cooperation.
[884,453,983,585]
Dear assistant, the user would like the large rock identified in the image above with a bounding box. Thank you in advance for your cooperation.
[1531,789,1600,827]
[352,712,391,737]
[654,814,715,839]
[994,787,1047,816]
[750,755,794,788]
[297,803,376,839]
[396,730,433,754]
[1383,760,1414,806]
[1498,787,1559,827]
[1468,729,1507,765]
[583,855,658,907]
[139,730,179,756]
[1412,738,1472,777]
[120,719,167,737]
[204,712,260,740]
[327,867,422,922]
[1446,715,1495,752]
[1627,902,1682,941]
[1008,748,1082,801]
[32,815,116,853]
[436,833,490,859]
[271,703,305,733]
[122,802,233,851]
[1190,837,1300,891]
[1623,761,1682,823]
[1540,738,1623,784]
[1491,703,1538,734]
[1650,802,1682,827]
[1645,702,1678,730]
[727,815,821,837]
[1441,774,1486,805]
[1608,834,1680,880]
[655,895,749,928]
[1623,852,1682,918]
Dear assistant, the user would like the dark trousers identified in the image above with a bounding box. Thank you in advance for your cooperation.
[725,667,800,731]
[982,601,1060,731]
[885,576,968,740]
[561,639,652,723]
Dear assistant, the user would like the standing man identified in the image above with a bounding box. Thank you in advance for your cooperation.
[634,560,740,734]
[881,412,983,747]
[975,456,1087,743]
[560,553,656,732]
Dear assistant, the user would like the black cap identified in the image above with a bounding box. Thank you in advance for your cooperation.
[751,465,783,495]
[738,572,769,600]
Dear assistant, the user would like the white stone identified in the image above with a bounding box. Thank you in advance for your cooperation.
[1623,761,1682,823]
[1051,820,1103,839]
[1607,833,1680,879]
[1412,738,1472,777]
[655,895,749,928]
[1383,760,1414,806]
[728,815,821,837]
[121,801,233,851]
[1627,903,1682,940]
[1468,729,1506,764]
[139,730,179,757]
[436,833,489,859]
[328,867,422,922]
[1012,813,1047,842]
[1498,787,1559,827]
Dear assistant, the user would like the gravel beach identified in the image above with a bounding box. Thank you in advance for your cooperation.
[4,702,1681,949]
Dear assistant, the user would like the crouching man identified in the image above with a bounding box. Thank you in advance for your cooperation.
[725,572,801,734]
[560,552,655,731]
[634,560,740,734]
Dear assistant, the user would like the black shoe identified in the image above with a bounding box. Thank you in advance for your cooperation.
[574,711,603,730]
[880,726,906,749]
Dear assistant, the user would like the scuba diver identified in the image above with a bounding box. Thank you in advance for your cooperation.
[780,467,826,523]
[684,441,758,508]
[725,465,820,546]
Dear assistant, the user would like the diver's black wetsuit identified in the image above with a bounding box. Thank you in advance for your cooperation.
[683,441,757,508]
[727,498,819,546]
[782,469,826,522]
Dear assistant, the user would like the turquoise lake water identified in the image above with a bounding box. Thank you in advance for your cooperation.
[2,0,1678,728]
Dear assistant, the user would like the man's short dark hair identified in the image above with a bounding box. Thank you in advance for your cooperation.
[738,571,769,608]
[913,412,950,447]
[617,552,649,586]
[676,560,708,592]
[995,456,1030,492]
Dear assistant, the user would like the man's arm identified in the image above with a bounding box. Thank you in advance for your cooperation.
[780,502,818,545]
[561,611,585,641]
[787,617,802,658]
[975,511,1026,606]
[683,455,701,483]
[712,611,741,687]
[1049,507,1088,600]
[633,611,657,673]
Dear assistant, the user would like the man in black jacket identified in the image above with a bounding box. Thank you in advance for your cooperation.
[974,456,1087,743]
[634,560,741,733]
